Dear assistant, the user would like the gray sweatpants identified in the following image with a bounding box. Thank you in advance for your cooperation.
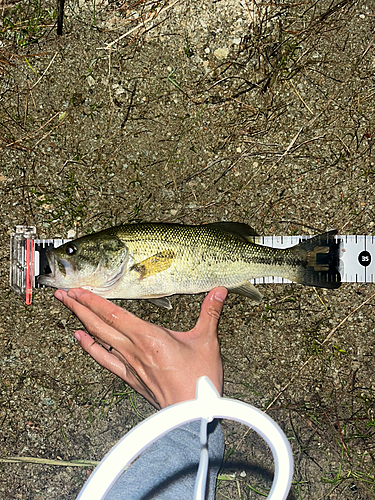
[105,420,224,500]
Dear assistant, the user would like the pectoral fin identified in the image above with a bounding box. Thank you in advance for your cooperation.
[229,282,263,302]
[131,250,175,279]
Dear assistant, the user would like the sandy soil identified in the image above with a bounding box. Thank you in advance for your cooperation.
[1,0,374,498]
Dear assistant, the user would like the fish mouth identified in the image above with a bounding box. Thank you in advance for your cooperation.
[37,249,74,288]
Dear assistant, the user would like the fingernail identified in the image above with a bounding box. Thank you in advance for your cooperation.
[74,331,81,342]
[214,287,227,303]
[55,290,63,301]
[67,290,77,300]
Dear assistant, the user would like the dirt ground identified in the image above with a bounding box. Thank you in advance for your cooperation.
[1,0,375,498]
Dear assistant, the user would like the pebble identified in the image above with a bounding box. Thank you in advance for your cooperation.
[86,76,96,87]
[213,47,229,60]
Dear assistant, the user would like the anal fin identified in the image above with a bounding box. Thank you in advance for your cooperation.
[147,297,172,309]
[229,282,263,303]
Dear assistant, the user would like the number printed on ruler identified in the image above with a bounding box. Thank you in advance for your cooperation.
[340,235,375,283]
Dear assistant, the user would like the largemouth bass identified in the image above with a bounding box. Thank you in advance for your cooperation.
[38,222,341,309]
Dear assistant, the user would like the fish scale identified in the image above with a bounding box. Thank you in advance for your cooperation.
[110,224,298,297]
[118,226,247,296]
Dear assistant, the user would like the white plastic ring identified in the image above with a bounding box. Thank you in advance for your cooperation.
[77,377,293,500]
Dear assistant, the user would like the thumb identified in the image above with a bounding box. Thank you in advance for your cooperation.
[195,287,227,335]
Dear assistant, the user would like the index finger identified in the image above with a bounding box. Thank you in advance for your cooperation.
[55,288,146,339]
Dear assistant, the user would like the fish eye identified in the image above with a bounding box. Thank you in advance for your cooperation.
[65,243,78,256]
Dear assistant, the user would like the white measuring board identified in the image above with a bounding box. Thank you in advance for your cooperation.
[31,234,375,285]
[339,235,375,283]
[9,227,375,305]
[246,234,375,285]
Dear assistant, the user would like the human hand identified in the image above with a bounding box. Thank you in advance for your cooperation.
[54,288,227,410]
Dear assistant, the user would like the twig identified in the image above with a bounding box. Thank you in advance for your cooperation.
[99,0,181,50]
[31,51,58,90]
[308,35,375,127]
[0,456,99,467]
[24,82,29,127]
[32,121,66,148]
[57,0,65,36]
[289,79,314,115]
[334,408,349,457]
[1,111,61,150]
[107,48,115,109]
[314,288,328,313]
[214,148,249,184]
[121,79,138,128]
[176,161,263,220]
[265,291,375,411]
[273,126,304,166]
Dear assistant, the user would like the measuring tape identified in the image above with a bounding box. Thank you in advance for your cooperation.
[9,226,375,305]
[250,234,374,285]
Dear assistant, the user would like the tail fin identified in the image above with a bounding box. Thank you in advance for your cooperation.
[294,231,341,289]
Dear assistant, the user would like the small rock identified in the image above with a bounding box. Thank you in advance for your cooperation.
[213,47,229,60]
[86,76,96,87]
[43,398,55,406]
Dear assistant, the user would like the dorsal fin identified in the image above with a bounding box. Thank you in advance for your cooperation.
[205,222,259,243]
